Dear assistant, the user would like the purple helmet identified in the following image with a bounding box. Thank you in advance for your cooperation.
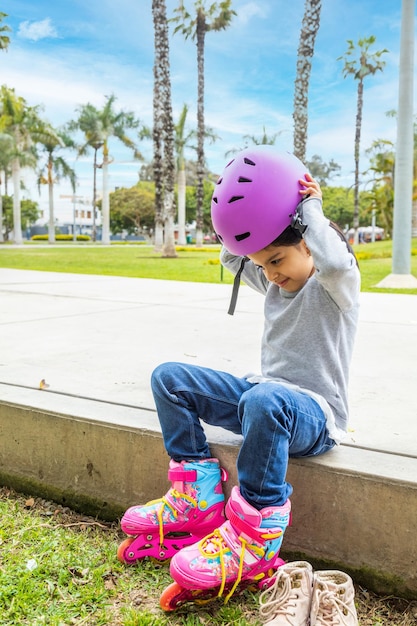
[211,146,308,255]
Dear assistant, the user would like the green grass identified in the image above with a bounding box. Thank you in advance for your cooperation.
[0,488,261,626]
[1,240,417,294]
[0,244,235,285]
[1,488,416,626]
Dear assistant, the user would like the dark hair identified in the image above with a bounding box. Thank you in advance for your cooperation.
[270,223,359,267]
[270,225,303,247]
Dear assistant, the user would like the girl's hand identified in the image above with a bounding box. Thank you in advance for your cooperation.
[299,172,322,199]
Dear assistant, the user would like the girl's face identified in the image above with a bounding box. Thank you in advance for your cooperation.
[248,241,315,292]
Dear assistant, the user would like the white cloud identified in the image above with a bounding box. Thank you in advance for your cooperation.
[18,18,58,42]
[236,2,268,25]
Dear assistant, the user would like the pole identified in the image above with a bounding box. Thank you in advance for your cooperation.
[377,0,417,287]
[392,0,414,274]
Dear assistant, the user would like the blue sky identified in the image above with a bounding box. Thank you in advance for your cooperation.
[1,0,416,213]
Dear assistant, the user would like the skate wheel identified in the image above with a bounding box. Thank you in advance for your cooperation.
[160,581,183,611]
[117,537,135,563]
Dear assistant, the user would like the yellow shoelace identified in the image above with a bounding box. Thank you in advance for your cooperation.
[198,527,283,602]
[145,489,197,546]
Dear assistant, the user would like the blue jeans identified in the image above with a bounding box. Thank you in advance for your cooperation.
[151,362,335,509]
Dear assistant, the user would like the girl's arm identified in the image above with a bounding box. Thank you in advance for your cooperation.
[299,176,360,311]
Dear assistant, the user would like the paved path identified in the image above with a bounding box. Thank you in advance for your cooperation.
[1,268,416,461]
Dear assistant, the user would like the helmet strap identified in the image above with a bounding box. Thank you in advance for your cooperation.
[227,257,249,315]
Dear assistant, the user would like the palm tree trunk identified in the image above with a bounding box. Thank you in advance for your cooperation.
[195,13,205,248]
[48,180,55,244]
[162,190,176,256]
[12,157,22,245]
[353,79,364,244]
[48,156,56,244]
[152,0,177,256]
[293,0,322,162]
[92,148,98,242]
[153,0,165,253]
[101,143,110,245]
[177,167,186,245]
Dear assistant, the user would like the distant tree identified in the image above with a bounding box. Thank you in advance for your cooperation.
[109,183,155,235]
[338,36,388,243]
[293,0,322,162]
[172,0,236,246]
[305,154,341,186]
[152,0,177,257]
[0,12,11,52]
[185,178,215,232]
[37,127,77,244]
[363,139,395,233]
[0,86,56,244]
[70,94,141,244]
[68,106,103,241]
[0,133,13,242]
[1,195,39,241]
[320,186,354,230]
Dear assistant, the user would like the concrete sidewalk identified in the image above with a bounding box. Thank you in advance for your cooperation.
[0,268,417,596]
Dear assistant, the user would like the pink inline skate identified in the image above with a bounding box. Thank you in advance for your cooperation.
[117,458,227,563]
[160,486,291,610]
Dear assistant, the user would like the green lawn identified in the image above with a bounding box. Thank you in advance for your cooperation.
[0,244,235,285]
[1,487,415,626]
[0,240,416,294]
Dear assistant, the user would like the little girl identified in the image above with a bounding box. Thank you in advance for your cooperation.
[120,146,360,607]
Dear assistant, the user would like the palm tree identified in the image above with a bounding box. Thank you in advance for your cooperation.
[69,105,103,241]
[225,126,284,157]
[152,0,177,257]
[175,104,196,245]
[338,36,388,243]
[293,0,322,163]
[0,12,11,52]
[172,0,235,247]
[71,95,141,244]
[0,86,53,244]
[364,139,395,234]
[37,127,77,244]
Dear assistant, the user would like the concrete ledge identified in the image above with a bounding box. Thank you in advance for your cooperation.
[1,385,416,598]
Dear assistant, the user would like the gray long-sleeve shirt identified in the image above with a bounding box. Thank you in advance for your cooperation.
[220,197,361,443]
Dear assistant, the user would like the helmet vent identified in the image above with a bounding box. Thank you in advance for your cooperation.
[235,232,250,242]
[238,176,252,183]
[243,157,256,166]
[228,195,244,203]
[212,196,218,204]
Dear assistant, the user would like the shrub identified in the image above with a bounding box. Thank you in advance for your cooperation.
[31,234,90,242]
